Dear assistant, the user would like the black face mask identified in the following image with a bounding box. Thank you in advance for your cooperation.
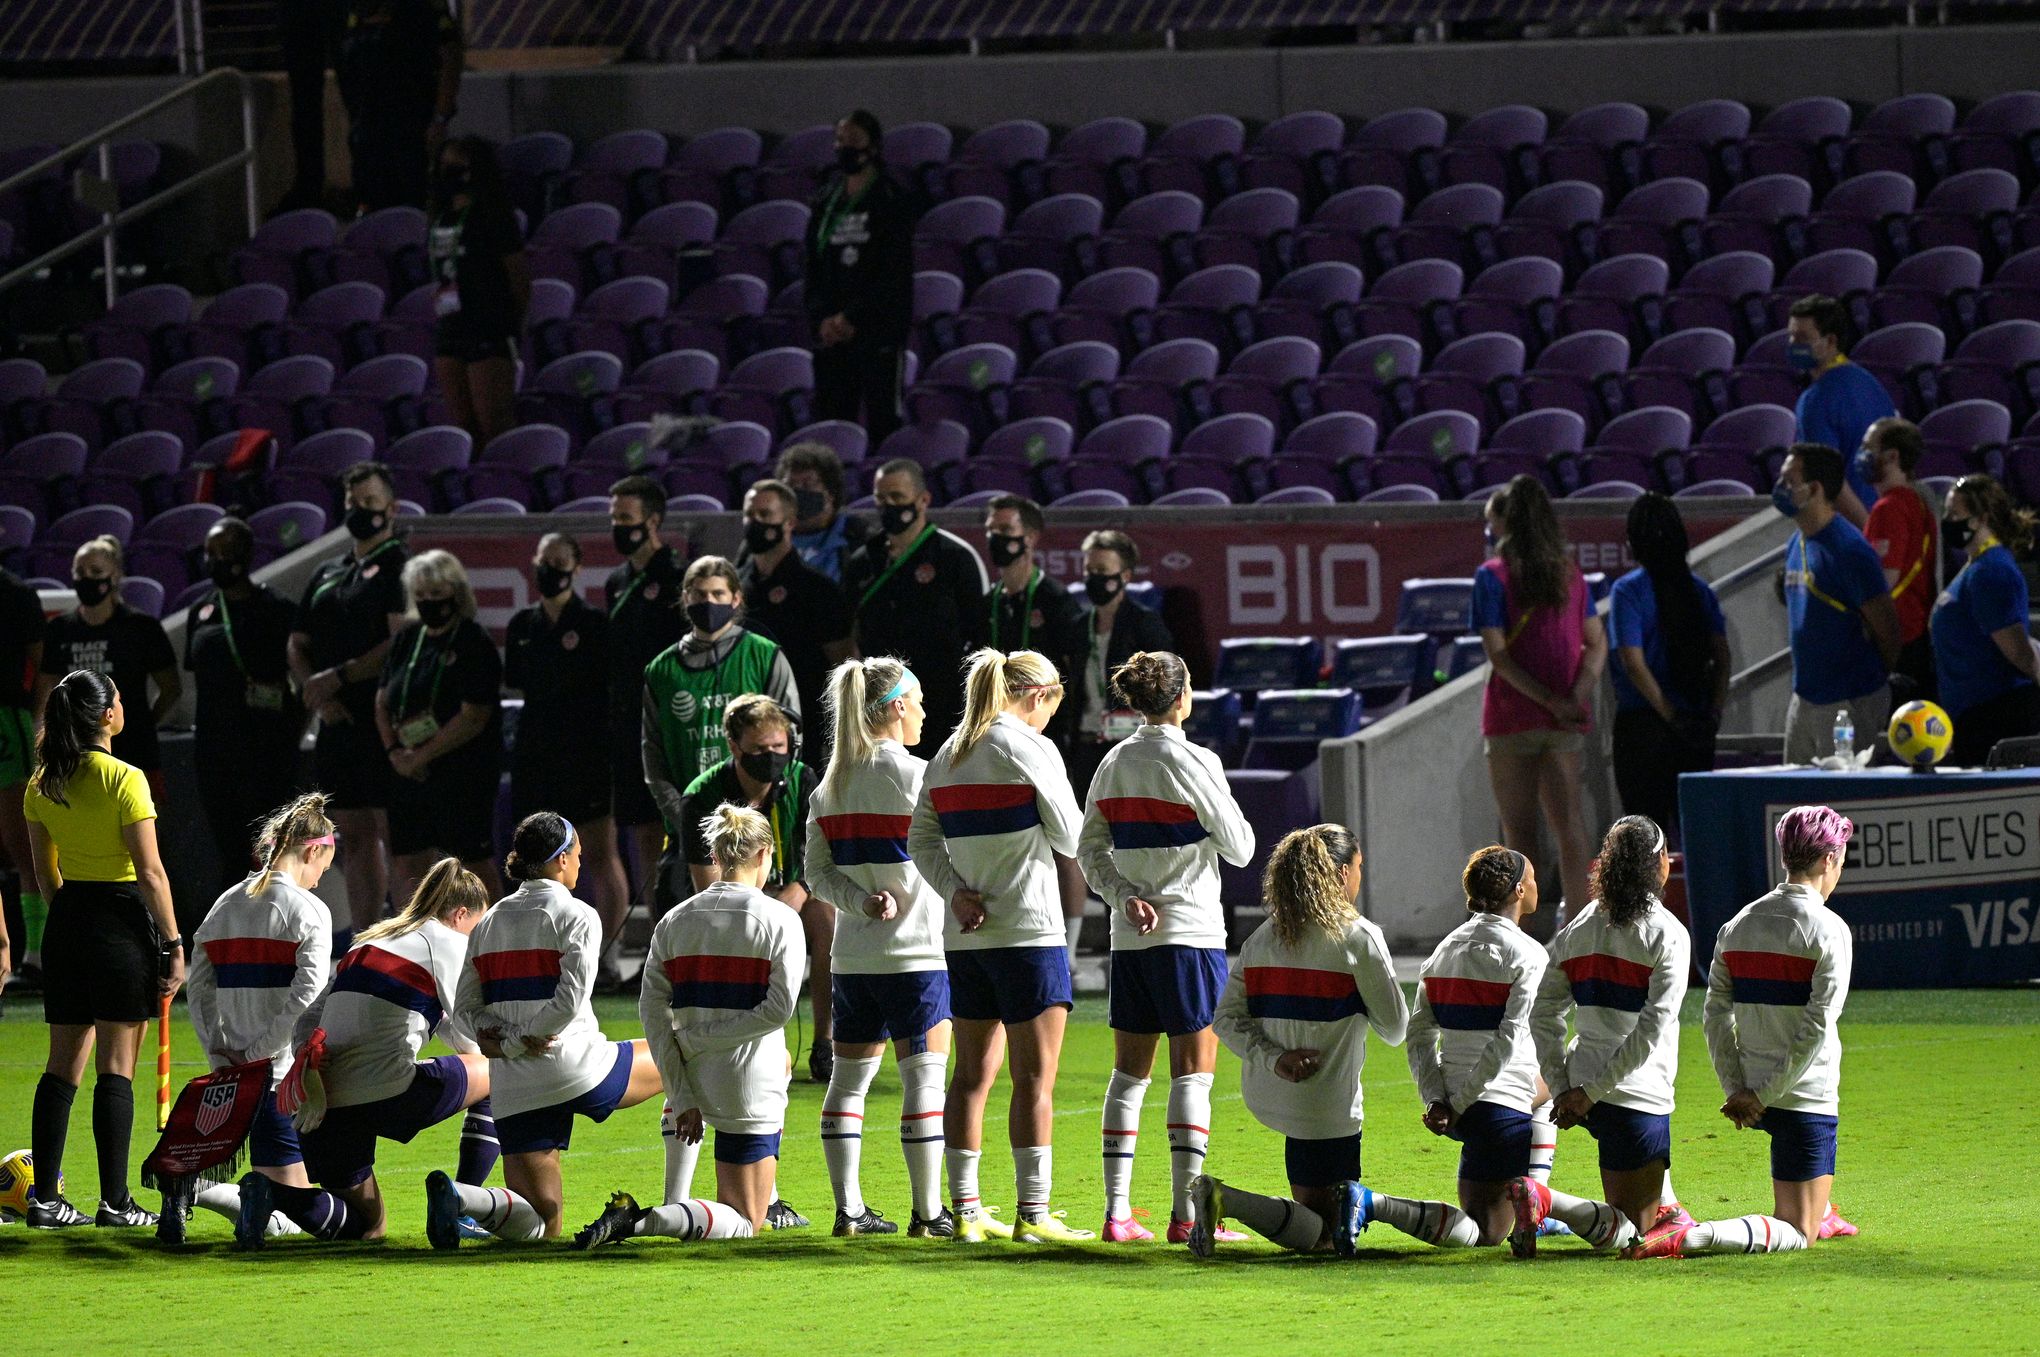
[345,506,388,542]
[1083,573,1123,607]
[208,558,248,589]
[739,749,792,785]
[417,597,458,629]
[534,564,575,599]
[687,601,736,635]
[744,519,785,556]
[72,576,114,606]
[880,502,920,538]
[836,146,871,175]
[1943,515,1974,550]
[987,533,1028,569]
[793,489,828,523]
[612,522,649,557]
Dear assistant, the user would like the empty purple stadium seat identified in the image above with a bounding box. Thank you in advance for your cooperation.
[1908,168,2020,259]
[660,273,769,363]
[331,206,428,297]
[1392,182,1503,271]
[231,209,340,299]
[1573,404,1691,492]
[1685,402,1797,489]
[713,199,810,286]
[284,281,386,370]
[515,350,624,443]
[1701,172,1814,262]
[955,267,1062,358]
[1196,186,1300,275]
[610,347,720,425]
[82,283,193,371]
[1767,246,1880,333]
[1520,328,1629,432]
[39,357,146,452]
[1341,107,1447,199]
[463,423,570,506]
[1170,410,1275,496]
[1664,250,1775,345]
[659,125,765,208]
[1241,110,1345,202]
[1417,331,1525,434]
[1441,105,1548,197]
[565,129,668,215]
[1853,320,1949,412]
[1373,409,1479,496]
[1556,252,1668,345]
[1211,335,1321,427]
[1254,259,1365,346]
[1948,90,2040,181]
[527,202,624,291]
[1296,184,1404,271]
[1041,117,1148,206]
[79,430,183,520]
[315,351,428,448]
[1622,326,1735,421]
[1641,98,1752,188]
[1067,412,1172,500]
[1594,178,1710,270]
[1844,93,1955,180]
[1353,257,1462,348]
[1744,96,1853,188]
[1495,180,1600,268]
[1935,318,2040,418]
[612,200,720,288]
[1139,114,1246,204]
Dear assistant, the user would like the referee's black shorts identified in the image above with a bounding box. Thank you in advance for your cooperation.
[43,880,159,1025]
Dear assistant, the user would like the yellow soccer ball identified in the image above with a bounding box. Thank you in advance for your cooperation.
[0,1149,53,1218]
[1887,700,1954,767]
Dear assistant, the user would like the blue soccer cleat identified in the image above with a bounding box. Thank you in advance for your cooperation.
[1331,1181,1375,1257]
[234,1173,273,1252]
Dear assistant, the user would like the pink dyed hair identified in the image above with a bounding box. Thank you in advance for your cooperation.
[1777,804,1853,874]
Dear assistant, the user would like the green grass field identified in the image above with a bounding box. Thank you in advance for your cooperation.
[3,987,2036,1355]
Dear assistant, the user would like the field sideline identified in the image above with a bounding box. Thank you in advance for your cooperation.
[1,987,2035,1355]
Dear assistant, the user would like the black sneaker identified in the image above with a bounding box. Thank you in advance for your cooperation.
[25,1196,90,1229]
[908,1207,957,1239]
[833,1206,898,1238]
[808,1044,834,1084]
[763,1198,810,1231]
[95,1195,159,1228]
[571,1191,642,1250]
[424,1170,463,1252]
[234,1172,273,1250]
[156,1176,193,1246]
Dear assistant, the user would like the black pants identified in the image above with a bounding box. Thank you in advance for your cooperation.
[1949,684,2040,767]
[281,0,349,200]
[1612,706,1717,838]
[196,738,301,894]
[1892,634,1937,707]
[814,337,903,445]
[350,115,433,211]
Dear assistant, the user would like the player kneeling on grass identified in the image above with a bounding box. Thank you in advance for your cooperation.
[430,813,664,1246]
[575,803,804,1248]
[1629,804,1856,1260]
[255,858,497,1245]
[1188,824,1405,1255]
[1331,846,1548,1254]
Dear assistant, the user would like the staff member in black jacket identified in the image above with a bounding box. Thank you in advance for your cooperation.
[806,110,917,445]
[186,517,305,894]
[604,474,688,925]
[843,459,988,753]
[1069,529,1174,798]
[738,478,853,764]
[336,0,463,212]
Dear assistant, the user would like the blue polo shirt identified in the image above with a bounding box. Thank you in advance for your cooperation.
[1931,543,2033,717]
[1785,516,1890,703]
[1608,567,1727,713]
[1795,358,1894,509]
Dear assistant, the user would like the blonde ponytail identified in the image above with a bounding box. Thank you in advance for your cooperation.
[702,802,775,876]
[1264,824,1360,946]
[357,857,490,943]
[251,792,336,895]
[819,655,910,799]
[950,648,1061,768]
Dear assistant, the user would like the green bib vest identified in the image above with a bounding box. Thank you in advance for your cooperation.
[642,630,780,786]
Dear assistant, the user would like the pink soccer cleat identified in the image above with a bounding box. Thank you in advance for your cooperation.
[1505,1177,1549,1259]
[1623,1220,1691,1260]
[1652,1201,1697,1234]
[1167,1217,1245,1245]
[1818,1204,1858,1239]
[1102,1214,1154,1243]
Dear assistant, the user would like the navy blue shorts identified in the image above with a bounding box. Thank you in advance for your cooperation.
[1108,946,1228,1036]
[1586,1102,1672,1172]
[495,1042,637,1155]
[1452,1101,1532,1182]
[715,1130,782,1165]
[832,969,951,1048]
[1284,1133,1362,1189]
[249,1087,304,1169]
[947,946,1072,1025]
[1759,1108,1838,1182]
[303,1055,470,1189]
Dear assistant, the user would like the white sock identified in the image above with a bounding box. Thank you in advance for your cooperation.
[453,1183,546,1242]
[897,1051,947,1220]
[1216,1182,1324,1252]
[1528,1105,1557,1185]
[1660,1170,1680,1207]
[1166,1073,1213,1223]
[1539,1183,1639,1249]
[1065,913,1083,953]
[1685,1215,1809,1255]
[821,1055,881,1216]
[661,1103,702,1204]
[635,1199,753,1241]
[1369,1193,1485,1247]
[1014,1145,1051,1221]
[947,1146,984,1219]
[1101,1070,1150,1220]
[193,1179,240,1219]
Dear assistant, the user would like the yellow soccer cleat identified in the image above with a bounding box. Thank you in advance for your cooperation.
[1012,1210,1096,1243]
[953,1206,1014,1243]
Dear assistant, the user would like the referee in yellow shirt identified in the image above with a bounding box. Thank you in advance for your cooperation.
[20,670,184,1230]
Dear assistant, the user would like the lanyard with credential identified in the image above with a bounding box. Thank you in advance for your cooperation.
[860,523,937,608]
[398,626,448,717]
[1889,490,1938,600]
[215,591,250,679]
[310,538,403,611]
[609,563,650,621]
[813,180,868,254]
[989,569,1041,650]
[1791,533,1854,615]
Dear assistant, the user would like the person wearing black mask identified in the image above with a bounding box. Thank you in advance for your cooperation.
[336,0,463,211]
[805,110,918,444]
[1069,529,1174,799]
[504,531,632,989]
[603,474,688,928]
[738,478,853,764]
[843,459,989,754]
[374,549,502,908]
[185,518,306,894]
[38,537,180,798]
[291,460,409,948]
[430,136,529,447]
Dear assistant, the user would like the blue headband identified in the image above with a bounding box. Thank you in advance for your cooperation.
[546,824,577,861]
[880,668,918,704]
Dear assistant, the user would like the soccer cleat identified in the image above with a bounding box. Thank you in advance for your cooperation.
[1819,1205,1858,1239]
[1623,1221,1691,1260]
[808,1044,834,1084]
[571,1191,642,1250]
[457,1214,492,1241]
[952,1207,1014,1243]
[1167,1216,1246,1245]
[1101,1214,1154,1242]
[908,1207,957,1239]
[833,1206,899,1237]
[1331,1181,1374,1258]
[764,1198,810,1231]
[1013,1210,1095,1243]
[96,1195,159,1229]
[25,1196,90,1229]
[1537,1216,1574,1237]
[1641,1201,1695,1242]
[1185,1176,1224,1258]
[425,1170,464,1251]
[156,1176,194,1246]
[1506,1177,1549,1259]
[234,1173,273,1250]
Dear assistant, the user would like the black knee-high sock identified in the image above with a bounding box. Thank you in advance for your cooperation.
[268,1182,372,1241]
[31,1074,77,1203]
[457,1098,498,1185]
[92,1075,134,1207]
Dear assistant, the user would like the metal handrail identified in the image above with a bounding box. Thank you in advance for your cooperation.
[0,67,258,306]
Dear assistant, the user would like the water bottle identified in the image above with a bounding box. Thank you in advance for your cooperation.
[1832,709,1855,764]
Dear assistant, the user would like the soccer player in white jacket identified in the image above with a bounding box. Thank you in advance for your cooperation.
[1630,804,1857,1260]
[432,813,663,1246]
[251,859,496,1245]
[908,648,1089,1243]
[170,794,335,1244]
[1077,651,1254,1243]
[1189,825,1405,1256]
[572,803,805,1249]
[1517,815,1690,1256]
[1334,845,1547,1254]
[804,657,953,1238]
